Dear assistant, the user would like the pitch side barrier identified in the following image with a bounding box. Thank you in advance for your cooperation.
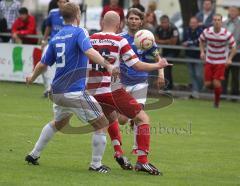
[1,33,239,66]
[156,44,240,100]
[0,32,42,39]
[157,44,240,66]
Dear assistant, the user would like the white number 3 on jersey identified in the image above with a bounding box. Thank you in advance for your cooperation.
[56,43,66,67]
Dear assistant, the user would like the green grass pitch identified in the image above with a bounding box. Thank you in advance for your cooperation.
[0,82,239,186]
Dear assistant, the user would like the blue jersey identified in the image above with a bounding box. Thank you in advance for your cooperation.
[46,8,64,39]
[119,32,159,85]
[41,25,92,94]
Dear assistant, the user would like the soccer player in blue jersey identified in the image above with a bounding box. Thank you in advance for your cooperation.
[119,8,165,153]
[25,2,118,173]
[41,0,68,47]
[41,0,68,97]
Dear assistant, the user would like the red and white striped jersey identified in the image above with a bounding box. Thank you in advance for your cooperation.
[199,26,236,64]
[87,32,139,95]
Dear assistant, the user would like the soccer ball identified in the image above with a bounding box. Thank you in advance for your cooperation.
[134,29,155,50]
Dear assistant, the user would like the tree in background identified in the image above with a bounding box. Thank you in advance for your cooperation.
[179,0,199,27]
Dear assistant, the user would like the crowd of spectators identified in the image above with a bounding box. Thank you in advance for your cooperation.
[0,0,239,97]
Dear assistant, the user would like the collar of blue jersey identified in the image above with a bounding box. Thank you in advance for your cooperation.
[64,24,78,27]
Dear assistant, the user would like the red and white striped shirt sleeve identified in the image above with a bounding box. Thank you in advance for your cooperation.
[199,29,207,42]
[119,38,139,67]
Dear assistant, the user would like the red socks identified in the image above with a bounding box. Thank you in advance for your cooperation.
[136,124,150,164]
[214,87,222,107]
[138,155,148,164]
[108,121,151,164]
[108,120,123,156]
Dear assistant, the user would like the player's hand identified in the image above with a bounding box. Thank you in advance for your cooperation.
[158,58,173,69]
[26,75,34,85]
[106,64,119,82]
[226,59,232,67]
[111,66,120,82]
[200,52,206,61]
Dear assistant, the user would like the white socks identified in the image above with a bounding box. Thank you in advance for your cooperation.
[30,123,57,159]
[90,132,107,168]
[30,123,107,168]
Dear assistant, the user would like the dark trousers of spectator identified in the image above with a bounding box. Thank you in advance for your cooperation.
[163,53,177,90]
[222,54,240,95]
[164,66,173,90]
[187,60,203,93]
[0,18,10,42]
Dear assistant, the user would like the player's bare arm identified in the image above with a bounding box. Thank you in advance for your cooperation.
[85,48,119,77]
[199,39,206,61]
[226,46,237,67]
[41,26,51,50]
[26,62,48,84]
[132,58,172,72]
[155,55,165,88]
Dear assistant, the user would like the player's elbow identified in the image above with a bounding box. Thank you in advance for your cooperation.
[38,62,48,71]
[132,62,144,71]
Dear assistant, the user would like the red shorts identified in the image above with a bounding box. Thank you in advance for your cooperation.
[204,63,226,81]
[94,88,142,119]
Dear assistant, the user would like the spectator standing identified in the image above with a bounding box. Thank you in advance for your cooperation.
[182,17,204,98]
[155,15,180,90]
[11,7,37,44]
[130,0,145,13]
[222,6,240,97]
[143,11,157,33]
[146,1,157,13]
[0,15,8,42]
[196,0,215,28]
[100,0,125,32]
[0,0,21,42]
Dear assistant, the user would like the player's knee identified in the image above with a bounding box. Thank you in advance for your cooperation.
[54,120,67,130]
[134,110,150,125]
[106,111,118,124]
[213,80,221,88]
[91,114,109,131]
[204,81,212,88]
[118,114,128,125]
[54,115,72,130]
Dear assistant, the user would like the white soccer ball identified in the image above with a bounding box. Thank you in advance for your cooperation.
[134,29,155,50]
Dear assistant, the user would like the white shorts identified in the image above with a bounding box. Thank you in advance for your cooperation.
[124,82,148,105]
[52,91,103,122]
